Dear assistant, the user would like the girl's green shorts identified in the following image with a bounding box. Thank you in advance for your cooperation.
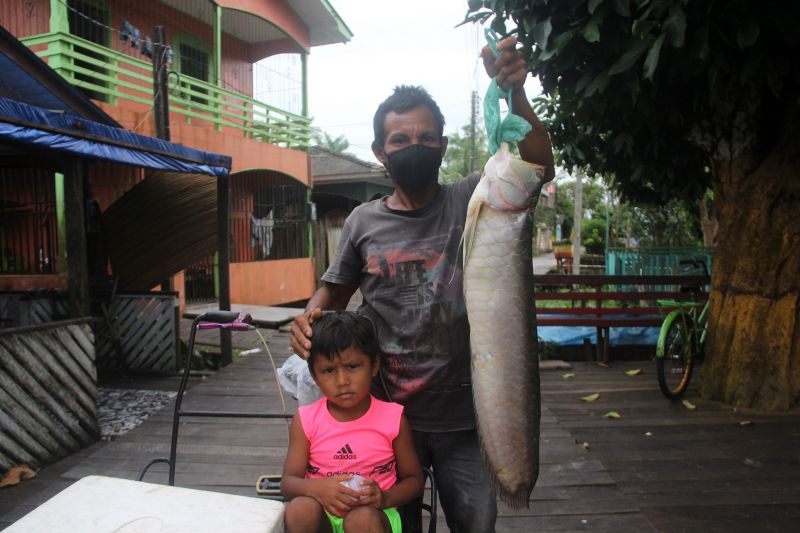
[325,507,401,533]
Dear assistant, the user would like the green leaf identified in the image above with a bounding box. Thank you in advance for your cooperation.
[588,0,603,15]
[581,393,600,402]
[583,19,600,43]
[533,17,553,49]
[491,16,507,35]
[624,368,642,376]
[608,39,650,76]
[551,28,578,54]
[663,4,686,48]
[643,33,665,80]
[562,372,575,379]
[603,411,621,419]
[682,399,697,410]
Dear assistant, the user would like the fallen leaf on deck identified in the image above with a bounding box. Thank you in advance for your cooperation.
[739,420,753,427]
[581,393,600,402]
[603,411,621,419]
[562,372,575,379]
[0,465,37,488]
[624,369,642,376]
[682,400,697,410]
[597,362,609,368]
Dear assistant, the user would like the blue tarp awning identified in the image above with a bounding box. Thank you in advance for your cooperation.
[0,97,231,178]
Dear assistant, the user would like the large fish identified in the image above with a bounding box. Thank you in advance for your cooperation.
[462,141,546,509]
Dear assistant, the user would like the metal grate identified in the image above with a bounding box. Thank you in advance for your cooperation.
[184,254,216,304]
[0,168,58,275]
[231,172,308,262]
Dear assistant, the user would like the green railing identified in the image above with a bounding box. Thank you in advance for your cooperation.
[606,247,714,277]
[21,32,311,148]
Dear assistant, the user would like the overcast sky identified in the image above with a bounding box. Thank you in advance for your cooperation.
[306,0,543,163]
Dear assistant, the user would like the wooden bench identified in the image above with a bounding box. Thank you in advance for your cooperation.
[534,274,709,362]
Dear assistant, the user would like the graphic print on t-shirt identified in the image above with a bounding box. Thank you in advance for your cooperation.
[365,228,468,399]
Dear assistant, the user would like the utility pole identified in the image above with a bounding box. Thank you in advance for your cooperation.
[573,166,583,274]
[152,26,171,143]
[468,90,477,174]
[152,26,173,294]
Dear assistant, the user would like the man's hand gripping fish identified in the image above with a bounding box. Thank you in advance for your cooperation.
[463,141,546,509]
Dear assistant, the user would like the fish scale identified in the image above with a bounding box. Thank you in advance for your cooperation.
[463,142,546,509]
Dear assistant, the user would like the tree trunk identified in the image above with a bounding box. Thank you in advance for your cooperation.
[701,142,800,410]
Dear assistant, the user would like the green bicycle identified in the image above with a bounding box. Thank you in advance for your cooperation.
[655,260,710,400]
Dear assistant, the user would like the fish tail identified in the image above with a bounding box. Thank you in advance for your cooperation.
[477,431,532,510]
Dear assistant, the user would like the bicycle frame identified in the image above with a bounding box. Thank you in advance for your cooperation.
[655,299,709,359]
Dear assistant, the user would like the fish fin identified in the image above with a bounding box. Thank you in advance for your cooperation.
[462,193,483,266]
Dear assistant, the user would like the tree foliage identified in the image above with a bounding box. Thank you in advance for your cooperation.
[464,0,800,203]
[311,129,351,153]
[440,123,491,184]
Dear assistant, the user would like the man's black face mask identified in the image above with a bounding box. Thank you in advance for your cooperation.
[385,144,443,193]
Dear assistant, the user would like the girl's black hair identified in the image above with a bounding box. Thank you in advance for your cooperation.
[308,311,380,374]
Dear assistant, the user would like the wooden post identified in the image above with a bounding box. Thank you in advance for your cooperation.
[152,26,173,292]
[63,160,89,316]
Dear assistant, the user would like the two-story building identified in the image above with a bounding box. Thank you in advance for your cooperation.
[3,0,351,307]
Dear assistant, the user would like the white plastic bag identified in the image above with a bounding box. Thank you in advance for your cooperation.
[277,354,322,406]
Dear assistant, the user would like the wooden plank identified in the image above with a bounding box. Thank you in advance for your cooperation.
[32,329,96,407]
[19,332,97,422]
[0,338,95,446]
[535,274,709,286]
[0,385,68,458]
[0,431,39,467]
[0,371,81,452]
[0,409,57,466]
[537,316,663,327]
[535,291,707,301]
[537,307,666,315]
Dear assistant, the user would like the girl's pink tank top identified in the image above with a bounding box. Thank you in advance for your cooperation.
[299,396,403,491]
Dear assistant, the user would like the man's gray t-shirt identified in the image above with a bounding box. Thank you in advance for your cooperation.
[322,174,480,432]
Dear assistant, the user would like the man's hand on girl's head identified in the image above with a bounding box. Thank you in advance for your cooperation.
[290,307,323,359]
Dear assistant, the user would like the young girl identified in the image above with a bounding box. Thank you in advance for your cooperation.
[281,312,424,533]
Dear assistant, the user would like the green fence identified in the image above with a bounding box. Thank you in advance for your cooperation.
[21,32,311,148]
[606,247,714,277]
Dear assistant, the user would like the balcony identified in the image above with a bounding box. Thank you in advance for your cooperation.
[21,32,311,149]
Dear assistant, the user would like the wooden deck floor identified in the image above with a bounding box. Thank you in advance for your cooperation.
[2,326,799,532]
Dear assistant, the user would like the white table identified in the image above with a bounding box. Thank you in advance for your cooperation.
[5,475,285,532]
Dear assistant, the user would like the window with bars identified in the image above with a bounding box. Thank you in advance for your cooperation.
[67,0,109,102]
[174,35,211,105]
[0,170,58,275]
[230,174,308,262]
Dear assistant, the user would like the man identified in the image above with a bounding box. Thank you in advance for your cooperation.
[291,37,554,532]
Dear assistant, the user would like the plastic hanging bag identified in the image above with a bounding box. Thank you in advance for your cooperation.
[277,354,322,406]
[482,28,532,155]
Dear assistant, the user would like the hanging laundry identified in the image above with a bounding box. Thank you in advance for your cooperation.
[250,212,275,258]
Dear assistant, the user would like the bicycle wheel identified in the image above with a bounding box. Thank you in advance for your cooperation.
[656,312,696,400]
